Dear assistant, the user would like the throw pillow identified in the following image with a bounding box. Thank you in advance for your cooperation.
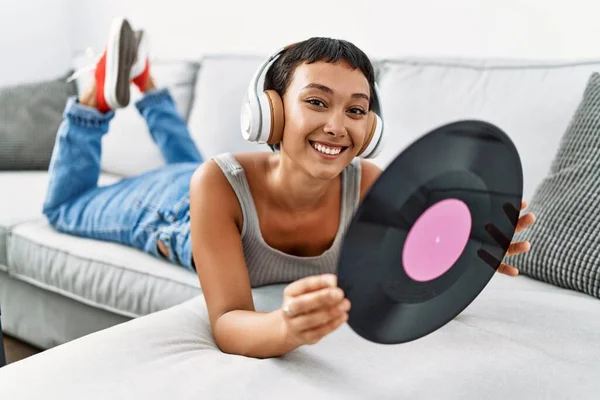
[0,71,77,170]
[512,72,600,299]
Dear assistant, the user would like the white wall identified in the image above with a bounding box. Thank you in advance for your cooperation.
[0,0,73,87]
[68,0,600,61]
[2,0,600,86]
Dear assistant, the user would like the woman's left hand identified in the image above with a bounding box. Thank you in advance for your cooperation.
[496,200,536,276]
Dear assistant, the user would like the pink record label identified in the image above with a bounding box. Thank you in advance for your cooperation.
[402,199,472,282]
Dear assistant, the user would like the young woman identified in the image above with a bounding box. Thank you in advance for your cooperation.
[44,17,536,359]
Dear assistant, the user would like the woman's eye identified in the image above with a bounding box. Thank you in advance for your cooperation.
[349,108,366,115]
[307,99,325,107]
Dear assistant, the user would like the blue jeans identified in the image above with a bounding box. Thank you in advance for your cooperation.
[42,88,203,271]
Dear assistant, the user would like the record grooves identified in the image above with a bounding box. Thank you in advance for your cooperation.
[337,120,523,344]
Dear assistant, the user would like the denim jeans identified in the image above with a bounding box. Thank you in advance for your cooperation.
[42,88,203,271]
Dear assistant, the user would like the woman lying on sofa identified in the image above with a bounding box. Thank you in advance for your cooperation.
[43,17,536,359]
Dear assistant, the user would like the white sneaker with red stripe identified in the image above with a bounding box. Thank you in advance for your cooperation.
[68,17,152,112]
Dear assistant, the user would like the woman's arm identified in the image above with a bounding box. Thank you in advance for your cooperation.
[189,160,290,358]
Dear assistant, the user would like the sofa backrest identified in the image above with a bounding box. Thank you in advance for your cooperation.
[186,55,271,158]
[374,57,600,201]
[187,56,600,201]
[73,53,600,201]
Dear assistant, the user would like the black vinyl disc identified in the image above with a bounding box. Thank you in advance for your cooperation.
[337,120,523,344]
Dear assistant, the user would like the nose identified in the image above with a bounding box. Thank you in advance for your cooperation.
[323,109,347,137]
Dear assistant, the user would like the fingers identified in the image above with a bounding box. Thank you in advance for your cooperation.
[479,248,520,276]
[497,262,519,276]
[502,200,534,227]
[290,299,351,332]
[301,313,349,345]
[485,222,511,249]
[477,249,520,277]
[506,240,531,256]
[502,202,521,227]
[285,286,345,317]
[516,212,536,233]
[487,208,536,249]
[284,274,337,297]
[281,274,351,347]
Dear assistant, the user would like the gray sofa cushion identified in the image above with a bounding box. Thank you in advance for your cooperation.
[0,171,120,268]
[512,72,600,299]
[7,220,200,318]
[0,72,77,171]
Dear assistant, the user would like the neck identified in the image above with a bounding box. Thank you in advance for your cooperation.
[266,153,336,211]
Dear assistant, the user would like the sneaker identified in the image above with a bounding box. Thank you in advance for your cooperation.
[94,17,138,112]
[131,30,151,92]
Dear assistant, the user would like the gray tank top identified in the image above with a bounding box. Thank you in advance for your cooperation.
[212,152,362,287]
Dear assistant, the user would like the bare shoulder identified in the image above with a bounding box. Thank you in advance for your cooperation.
[189,158,242,228]
[190,158,233,199]
[190,158,224,188]
[189,152,269,191]
[358,159,383,201]
[189,153,271,222]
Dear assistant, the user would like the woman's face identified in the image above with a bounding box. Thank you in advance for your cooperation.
[279,60,371,180]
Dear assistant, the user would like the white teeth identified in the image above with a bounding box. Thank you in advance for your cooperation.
[312,142,342,155]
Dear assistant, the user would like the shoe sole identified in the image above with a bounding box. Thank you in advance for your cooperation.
[104,18,137,109]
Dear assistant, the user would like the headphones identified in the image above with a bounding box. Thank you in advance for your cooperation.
[240,44,385,159]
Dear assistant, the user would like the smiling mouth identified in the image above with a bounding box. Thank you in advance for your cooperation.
[309,140,349,157]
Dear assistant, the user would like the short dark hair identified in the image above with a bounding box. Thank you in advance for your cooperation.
[264,37,376,110]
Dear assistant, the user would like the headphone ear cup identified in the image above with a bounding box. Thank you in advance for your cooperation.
[358,111,377,157]
[264,89,285,145]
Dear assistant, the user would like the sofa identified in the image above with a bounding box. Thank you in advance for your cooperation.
[1,53,600,398]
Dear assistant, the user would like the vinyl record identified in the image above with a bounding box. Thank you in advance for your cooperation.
[337,120,523,344]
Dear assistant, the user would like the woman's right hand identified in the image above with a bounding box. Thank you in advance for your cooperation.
[279,274,351,348]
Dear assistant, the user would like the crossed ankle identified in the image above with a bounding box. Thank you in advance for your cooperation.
[80,85,98,109]
[142,76,156,92]
[132,59,152,92]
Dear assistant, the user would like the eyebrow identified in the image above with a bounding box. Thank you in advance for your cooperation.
[303,83,369,102]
